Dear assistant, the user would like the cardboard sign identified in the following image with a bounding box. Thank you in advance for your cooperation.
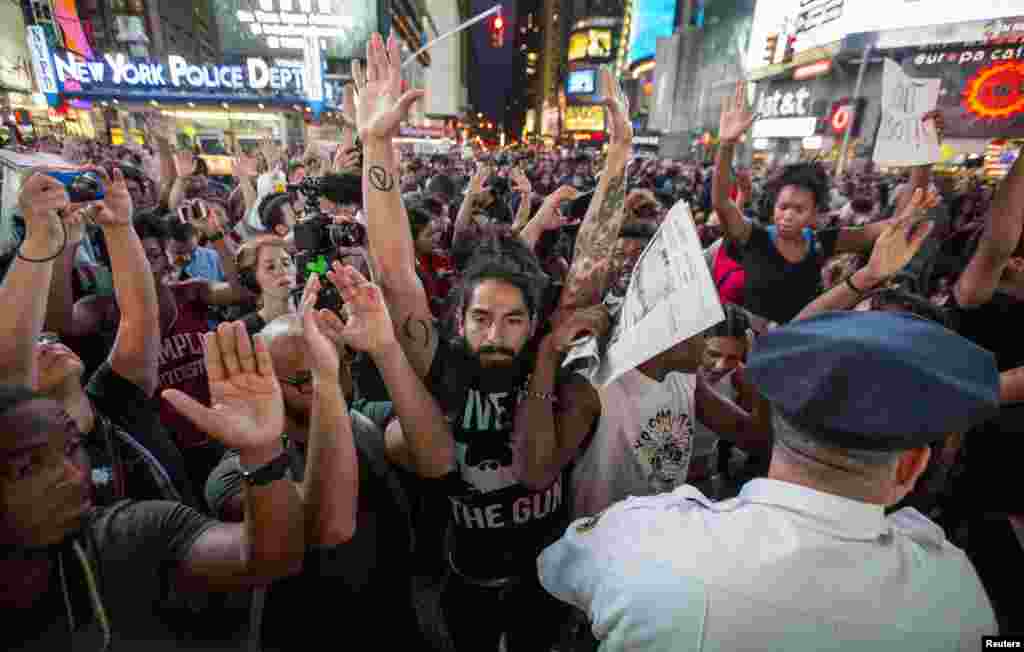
[873,59,942,167]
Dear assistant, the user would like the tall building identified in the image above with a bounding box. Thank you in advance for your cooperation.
[70,0,219,60]
[539,0,565,140]
[513,0,544,141]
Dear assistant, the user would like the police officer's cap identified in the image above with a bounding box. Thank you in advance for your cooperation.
[746,311,999,451]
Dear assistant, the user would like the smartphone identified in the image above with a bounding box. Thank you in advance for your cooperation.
[46,170,105,202]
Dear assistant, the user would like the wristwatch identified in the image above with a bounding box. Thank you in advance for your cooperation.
[242,450,291,487]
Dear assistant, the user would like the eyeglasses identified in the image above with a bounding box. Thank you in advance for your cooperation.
[279,371,314,392]
[37,332,62,346]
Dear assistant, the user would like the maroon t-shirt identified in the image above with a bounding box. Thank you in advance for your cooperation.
[157,282,211,450]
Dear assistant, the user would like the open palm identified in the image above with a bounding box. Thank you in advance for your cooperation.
[163,322,284,451]
[720,81,756,144]
[353,32,425,142]
[325,263,396,356]
[866,188,937,281]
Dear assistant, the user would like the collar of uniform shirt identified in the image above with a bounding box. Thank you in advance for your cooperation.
[736,479,887,541]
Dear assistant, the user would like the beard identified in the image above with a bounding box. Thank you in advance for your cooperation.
[453,337,534,389]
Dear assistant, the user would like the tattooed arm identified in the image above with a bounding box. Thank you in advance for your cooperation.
[354,33,436,378]
[553,66,633,324]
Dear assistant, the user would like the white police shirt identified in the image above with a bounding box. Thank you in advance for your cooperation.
[538,479,996,651]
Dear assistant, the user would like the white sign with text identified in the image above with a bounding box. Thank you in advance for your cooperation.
[873,59,942,167]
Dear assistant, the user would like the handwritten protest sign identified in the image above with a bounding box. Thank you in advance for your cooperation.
[564,200,724,386]
[873,59,942,167]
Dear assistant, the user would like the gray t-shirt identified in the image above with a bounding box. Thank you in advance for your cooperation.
[10,500,218,651]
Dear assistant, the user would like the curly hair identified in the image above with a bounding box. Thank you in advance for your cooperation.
[766,162,831,211]
[455,224,548,321]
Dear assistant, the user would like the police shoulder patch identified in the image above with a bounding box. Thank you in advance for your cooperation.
[575,509,606,534]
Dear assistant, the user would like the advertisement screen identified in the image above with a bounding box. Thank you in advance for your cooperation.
[213,0,376,59]
[564,105,606,131]
[903,46,1024,138]
[627,0,678,66]
[567,69,598,95]
[569,29,614,61]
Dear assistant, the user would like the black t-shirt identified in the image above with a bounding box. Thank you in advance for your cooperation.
[950,293,1024,512]
[737,222,840,324]
[425,337,568,581]
[950,292,1024,372]
[10,501,216,651]
[85,362,195,507]
[204,412,422,649]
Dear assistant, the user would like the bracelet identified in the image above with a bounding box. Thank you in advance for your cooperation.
[845,274,865,295]
[520,389,557,403]
[206,231,224,242]
[17,219,67,263]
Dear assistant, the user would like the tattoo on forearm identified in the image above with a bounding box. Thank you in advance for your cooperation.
[368,166,395,192]
[561,171,627,307]
[402,316,434,349]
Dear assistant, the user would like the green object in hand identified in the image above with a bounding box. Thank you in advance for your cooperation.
[306,255,328,276]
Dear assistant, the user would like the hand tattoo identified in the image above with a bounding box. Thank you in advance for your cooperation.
[368,165,395,192]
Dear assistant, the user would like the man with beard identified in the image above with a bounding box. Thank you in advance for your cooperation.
[351,34,619,650]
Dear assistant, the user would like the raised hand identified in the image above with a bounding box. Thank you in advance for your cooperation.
[600,65,632,149]
[539,185,580,231]
[544,304,612,354]
[719,81,756,145]
[864,188,937,284]
[234,153,260,179]
[162,322,285,453]
[325,262,396,357]
[18,173,69,248]
[90,168,134,227]
[352,32,425,142]
[173,150,196,177]
[340,83,357,128]
[298,275,344,380]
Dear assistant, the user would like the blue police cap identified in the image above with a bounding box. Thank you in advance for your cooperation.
[746,311,999,450]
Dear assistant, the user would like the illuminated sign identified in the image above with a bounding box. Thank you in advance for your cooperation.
[564,105,606,131]
[755,85,813,118]
[569,29,614,61]
[626,0,677,66]
[963,60,1024,119]
[793,59,832,80]
[213,0,375,59]
[831,104,852,133]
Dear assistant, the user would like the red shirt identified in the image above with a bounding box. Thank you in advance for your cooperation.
[417,253,454,318]
[157,282,212,450]
[712,244,746,306]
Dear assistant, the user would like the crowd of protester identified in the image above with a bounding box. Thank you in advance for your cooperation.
[1,35,1022,650]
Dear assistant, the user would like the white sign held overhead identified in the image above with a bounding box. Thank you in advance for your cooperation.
[565,201,725,387]
[873,59,942,167]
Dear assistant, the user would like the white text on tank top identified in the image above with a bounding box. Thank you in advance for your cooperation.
[572,369,697,518]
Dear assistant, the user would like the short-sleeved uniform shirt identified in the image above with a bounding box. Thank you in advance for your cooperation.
[539,479,996,651]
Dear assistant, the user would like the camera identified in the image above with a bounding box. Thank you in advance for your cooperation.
[288,175,368,312]
[46,170,106,203]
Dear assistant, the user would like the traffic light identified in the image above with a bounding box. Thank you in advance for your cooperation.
[782,35,796,64]
[491,13,505,48]
[764,33,779,64]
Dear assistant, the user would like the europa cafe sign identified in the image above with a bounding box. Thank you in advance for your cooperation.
[904,45,1024,139]
[27,27,323,107]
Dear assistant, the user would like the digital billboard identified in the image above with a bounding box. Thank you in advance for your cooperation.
[569,28,614,61]
[627,0,678,66]
[564,105,606,131]
[213,0,376,60]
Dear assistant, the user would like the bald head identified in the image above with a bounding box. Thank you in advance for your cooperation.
[259,314,353,401]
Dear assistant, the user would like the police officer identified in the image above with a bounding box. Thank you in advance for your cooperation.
[538,311,999,650]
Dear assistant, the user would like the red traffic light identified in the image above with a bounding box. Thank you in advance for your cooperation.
[494,15,504,30]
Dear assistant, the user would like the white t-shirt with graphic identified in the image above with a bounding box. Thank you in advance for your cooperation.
[571,369,699,519]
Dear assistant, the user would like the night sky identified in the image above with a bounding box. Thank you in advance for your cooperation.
[468,0,520,124]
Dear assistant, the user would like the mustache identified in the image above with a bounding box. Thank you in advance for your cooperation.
[477,345,516,357]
